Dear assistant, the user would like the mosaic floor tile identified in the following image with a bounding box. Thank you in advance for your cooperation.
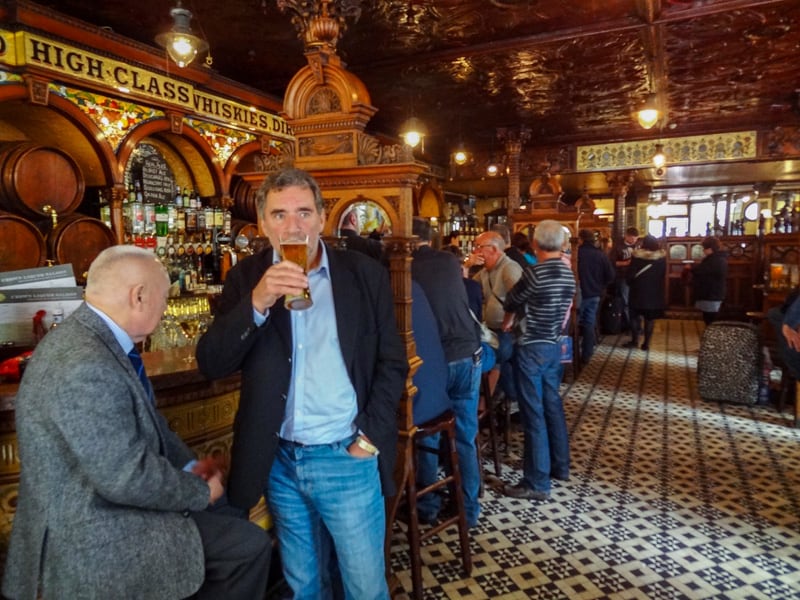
[385,322,800,599]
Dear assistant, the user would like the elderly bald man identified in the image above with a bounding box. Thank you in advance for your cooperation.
[2,245,270,600]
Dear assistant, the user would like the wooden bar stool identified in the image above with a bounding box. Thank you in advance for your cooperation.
[477,368,502,482]
[393,409,472,600]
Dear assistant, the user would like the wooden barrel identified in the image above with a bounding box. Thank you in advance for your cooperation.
[230,219,259,244]
[41,214,115,284]
[230,177,259,222]
[0,210,46,271]
[0,142,85,220]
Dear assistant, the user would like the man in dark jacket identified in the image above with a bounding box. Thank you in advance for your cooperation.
[197,168,407,599]
[687,236,729,325]
[577,229,615,360]
[412,217,482,527]
[339,206,384,261]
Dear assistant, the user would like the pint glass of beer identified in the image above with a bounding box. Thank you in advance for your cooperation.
[279,232,313,310]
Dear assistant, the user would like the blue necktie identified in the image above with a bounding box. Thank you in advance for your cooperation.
[128,347,154,403]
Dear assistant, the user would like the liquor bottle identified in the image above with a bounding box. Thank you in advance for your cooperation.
[143,201,156,236]
[196,201,206,231]
[131,183,145,236]
[167,203,177,234]
[223,208,232,236]
[185,206,197,235]
[174,185,183,208]
[183,186,192,209]
[176,206,186,235]
[155,203,169,237]
[98,190,112,229]
[204,205,215,232]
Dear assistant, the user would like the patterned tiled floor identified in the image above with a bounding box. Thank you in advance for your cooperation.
[389,320,800,599]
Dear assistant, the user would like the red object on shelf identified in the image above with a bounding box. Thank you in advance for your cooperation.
[0,351,33,382]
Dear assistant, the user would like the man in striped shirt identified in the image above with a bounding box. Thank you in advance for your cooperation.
[501,220,576,501]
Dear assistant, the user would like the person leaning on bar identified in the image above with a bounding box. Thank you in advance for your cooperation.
[196,167,407,599]
[1,245,271,600]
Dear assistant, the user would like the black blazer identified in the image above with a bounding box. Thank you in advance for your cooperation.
[197,245,408,510]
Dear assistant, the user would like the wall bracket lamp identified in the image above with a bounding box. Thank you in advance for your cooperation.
[155,2,209,68]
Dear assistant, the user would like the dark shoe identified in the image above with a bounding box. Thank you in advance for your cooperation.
[622,340,638,348]
[551,473,569,482]
[640,343,649,351]
[504,483,550,501]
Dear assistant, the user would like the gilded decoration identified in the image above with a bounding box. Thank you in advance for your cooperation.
[577,132,757,172]
[161,390,239,442]
[186,118,256,164]
[298,133,353,156]
[53,85,162,152]
[277,0,363,54]
[257,141,295,172]
[24,76,49,105]
[0,72,22,83]
[0,432,18,480]
[307,86,342,115]
[358,133,412,165]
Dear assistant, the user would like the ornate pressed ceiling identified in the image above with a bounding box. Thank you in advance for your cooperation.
[15,0,800,198]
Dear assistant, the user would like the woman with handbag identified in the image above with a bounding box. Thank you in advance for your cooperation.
[624,235,667,350]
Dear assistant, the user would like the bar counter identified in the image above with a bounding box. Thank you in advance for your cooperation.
[0,345,267,572]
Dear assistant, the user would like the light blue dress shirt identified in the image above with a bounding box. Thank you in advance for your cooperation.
[254,243,358,444]
[86,301,136,355]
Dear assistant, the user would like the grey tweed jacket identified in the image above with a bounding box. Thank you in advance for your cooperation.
[1,303,210,600]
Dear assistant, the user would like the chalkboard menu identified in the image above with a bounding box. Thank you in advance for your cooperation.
[126,143,176,204]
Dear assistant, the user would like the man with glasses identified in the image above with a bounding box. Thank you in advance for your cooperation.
[466,231,523,421]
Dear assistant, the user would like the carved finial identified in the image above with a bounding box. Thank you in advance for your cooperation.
[277,0,363,56]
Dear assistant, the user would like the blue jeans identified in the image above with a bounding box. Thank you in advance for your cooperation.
[578,296,601,360]
[618,280,630,328]
[417,355,482,526]
[495,330,519,401]
[267,435,389,600]
[513,342,570,492]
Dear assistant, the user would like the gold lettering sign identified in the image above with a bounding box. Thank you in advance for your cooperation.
[0,30,294,141]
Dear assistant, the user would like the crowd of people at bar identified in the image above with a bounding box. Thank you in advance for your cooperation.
[5,167,799,599]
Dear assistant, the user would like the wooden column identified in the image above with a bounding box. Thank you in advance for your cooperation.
[606,171,633,241]
[497,126,531,215]
[110,183,127,245]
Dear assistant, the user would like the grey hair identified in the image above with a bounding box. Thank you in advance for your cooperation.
[84,245,168,307]
[533,219,565,252]
[256,168,324,217]
[481,230,506,251]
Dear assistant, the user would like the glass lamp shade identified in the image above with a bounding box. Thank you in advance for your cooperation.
[636,94,660,129]
[453,149,468,165]
[652,144,666,169]
[399,117,427,148]
[486,163,499,177]
[155,6,208,68]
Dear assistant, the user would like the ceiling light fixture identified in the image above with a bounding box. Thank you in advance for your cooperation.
[399,116,427,150]
[453,147,468,165]
[155,1,209,68]
[652,143,666,169]
[637,94,660,129]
